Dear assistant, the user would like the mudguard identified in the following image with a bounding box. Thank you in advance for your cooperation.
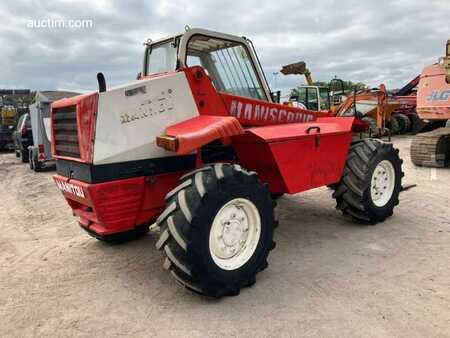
[162,115,244,154]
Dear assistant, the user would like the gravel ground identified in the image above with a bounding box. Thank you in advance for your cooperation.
[0,136,449,337]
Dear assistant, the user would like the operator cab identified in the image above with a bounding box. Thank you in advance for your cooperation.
[142,28,273,102]
[290,86,330,111]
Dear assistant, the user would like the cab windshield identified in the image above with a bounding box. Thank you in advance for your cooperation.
[185,35,267,101]
[147,41,177,75]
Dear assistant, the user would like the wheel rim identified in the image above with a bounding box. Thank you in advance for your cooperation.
[209,198,261,271]
[370,160,396,207]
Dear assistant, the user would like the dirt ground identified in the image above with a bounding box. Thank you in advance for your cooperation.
[0,136,449,337]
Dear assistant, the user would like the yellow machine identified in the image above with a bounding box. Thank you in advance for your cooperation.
[0,106,18,149]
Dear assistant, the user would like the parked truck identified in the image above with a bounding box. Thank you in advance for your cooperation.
[28,91,79,171]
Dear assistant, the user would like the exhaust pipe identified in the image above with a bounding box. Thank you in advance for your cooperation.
[97,72,106,93]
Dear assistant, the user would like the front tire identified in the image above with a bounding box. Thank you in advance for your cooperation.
[156,163,277,297]
[332,139,404,224]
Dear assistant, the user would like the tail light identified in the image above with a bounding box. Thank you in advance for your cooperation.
[38,144,46,160]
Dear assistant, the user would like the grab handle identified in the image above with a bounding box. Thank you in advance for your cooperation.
[306,126,321,134]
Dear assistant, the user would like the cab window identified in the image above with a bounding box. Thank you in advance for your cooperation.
[319,88,330,110]
[306,88,319,111]
[295,87,307,107]
[186,35,267,101]
[147,41,177,74]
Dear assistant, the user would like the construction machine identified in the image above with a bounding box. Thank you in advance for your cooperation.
[281,61,346,112]
[334,84,404,136]
[0,89,33,150]
[28,91,80,171]
[410,40,450,167]
[0,104,17,150]
[51,28,404,297]
[280,61,395,135]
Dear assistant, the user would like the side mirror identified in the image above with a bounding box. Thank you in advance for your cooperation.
[136,72,142,80]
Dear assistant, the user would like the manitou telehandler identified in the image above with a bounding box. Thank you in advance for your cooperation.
[51,28,404,297]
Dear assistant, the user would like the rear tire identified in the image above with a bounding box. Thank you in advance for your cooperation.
[332,139,403,224]
[21,149,29,163]
[156,163,277,297]
[29,149,34,170]
[395,113,411,134]
[389,115,401,134]
[32,153,43,172]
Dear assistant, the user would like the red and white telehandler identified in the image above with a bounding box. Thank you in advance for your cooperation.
[51,28,404,297]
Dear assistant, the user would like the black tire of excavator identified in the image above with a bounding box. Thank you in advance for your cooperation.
[332,139,404,224]
[155,163,277,298]
[389,115,401,134]
[395,113,411,134]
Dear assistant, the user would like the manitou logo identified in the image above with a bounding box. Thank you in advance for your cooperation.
[55,180,85,198]
[229,100,315,123]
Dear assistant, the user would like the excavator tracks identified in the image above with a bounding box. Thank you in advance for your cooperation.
[410,127,450,167]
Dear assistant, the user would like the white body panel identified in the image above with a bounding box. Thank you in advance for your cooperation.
[93,72,199,164]
[43,118,51,141]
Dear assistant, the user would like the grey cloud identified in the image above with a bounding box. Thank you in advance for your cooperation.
[0,0,449,94]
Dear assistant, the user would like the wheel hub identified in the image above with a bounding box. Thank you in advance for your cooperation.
[209,198,261,270]
[371,160,396,207]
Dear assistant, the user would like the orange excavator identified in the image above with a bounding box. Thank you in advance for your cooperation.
[410,40,450,167]
[334,84,398,136]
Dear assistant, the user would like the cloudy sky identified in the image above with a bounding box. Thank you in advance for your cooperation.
[0,0,449,95]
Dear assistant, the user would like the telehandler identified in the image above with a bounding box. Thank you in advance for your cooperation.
[51,28,404,297]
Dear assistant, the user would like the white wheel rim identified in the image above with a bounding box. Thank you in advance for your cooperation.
[209,198,261,271]
[370,160,396,207]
